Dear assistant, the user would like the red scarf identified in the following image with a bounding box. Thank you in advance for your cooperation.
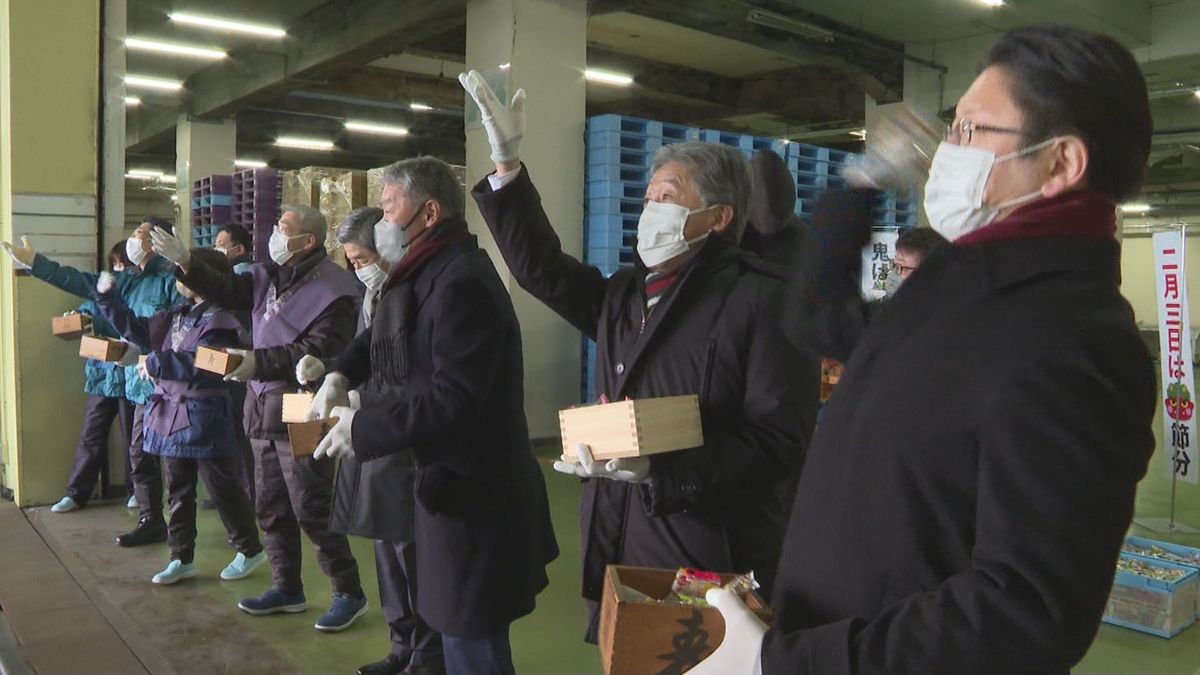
[385,225,471,288]
[954,190,1117,247]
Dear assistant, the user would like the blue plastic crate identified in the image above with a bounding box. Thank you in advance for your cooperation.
[586,180,647,200]
[587,196,644,217]
[586,145,656,169]
[586,130,664,154]
[1103,553,1199,638]
[586,163,653,184]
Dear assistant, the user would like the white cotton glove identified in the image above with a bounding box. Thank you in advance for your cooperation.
[684,588,767,675]
[295,355,327,387]
[115,342,141,367]
[313,406,355,460]
[97,271,116,294]
[308,372,350,420]
[222,348,257,382]
[458,69,526,164]
[149,226,190,268]
[552,443,651,483]
[1,236,36,270]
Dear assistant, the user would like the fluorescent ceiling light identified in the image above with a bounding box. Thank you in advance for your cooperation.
[169,12,286,38]
[275,136,335,150]
[746,9,835,42]
[125,75,183,91]
[585,69,634,86]
[1121,203,1152,214]
[410,103,433,112]
[124,96,142,106]
[235,158,268,168]
[345,121,410,136]
[976,0,1005,6]
[125,37,226,60]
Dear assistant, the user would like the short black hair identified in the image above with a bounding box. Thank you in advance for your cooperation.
[142,215,174,234]
[896,228,947,258]
[982,24,1151,202]
[219,223,253,251]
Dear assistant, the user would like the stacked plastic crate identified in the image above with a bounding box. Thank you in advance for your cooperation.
[232,168,282,263]
[190,175,233,247]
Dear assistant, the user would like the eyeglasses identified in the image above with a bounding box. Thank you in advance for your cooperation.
[945,118,1027,145]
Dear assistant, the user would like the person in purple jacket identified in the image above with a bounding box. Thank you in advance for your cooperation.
[93,247,266,586]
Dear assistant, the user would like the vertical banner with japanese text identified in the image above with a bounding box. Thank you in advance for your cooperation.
[1153,231,1198,484]
[861,229,899,301]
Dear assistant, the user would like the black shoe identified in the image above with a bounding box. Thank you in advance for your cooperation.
[115,515,166,547]
[357,655,406,675]
[199,499,217,510]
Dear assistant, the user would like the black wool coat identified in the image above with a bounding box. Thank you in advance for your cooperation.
[766,190,1157,674]
[473,167,818,640]
[334,223,559,639]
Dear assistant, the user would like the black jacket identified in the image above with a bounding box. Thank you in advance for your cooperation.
[765,190,1156,674]
[333,223,558,639]
[473,167,817,636]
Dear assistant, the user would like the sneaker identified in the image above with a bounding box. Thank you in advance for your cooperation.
[115,514,166,547]
[50,496,80,513]
[126,494,138,509]
[220,550,267,581]
[151,560,197,585]
[238,587,307,615]
[314,592,368,632]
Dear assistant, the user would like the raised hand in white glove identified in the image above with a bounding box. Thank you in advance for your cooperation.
[150,226,190,268]
[684,588,767,675]
[222,348,256,382]
[295,355,326,387]
[308,372,350,420]
[96,271,116,294]
[312,406,355,461]
[1,236,36,270]
[116,342,141,367]
[552,443,650,483]
[458,69,526,164]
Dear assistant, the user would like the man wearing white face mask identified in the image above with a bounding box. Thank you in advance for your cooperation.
[149,205,370,633]
[2,216,181,544]
[462,70,816,646]
[693,24,1157,675]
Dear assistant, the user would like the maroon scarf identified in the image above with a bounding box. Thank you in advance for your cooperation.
[954,190,1117,247]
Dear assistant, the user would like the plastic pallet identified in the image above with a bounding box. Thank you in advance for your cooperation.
[586,180,647,200]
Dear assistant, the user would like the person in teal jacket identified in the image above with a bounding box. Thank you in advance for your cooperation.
[2,216,182,546]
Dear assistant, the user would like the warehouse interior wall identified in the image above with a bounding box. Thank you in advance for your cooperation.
[0,0,100,506]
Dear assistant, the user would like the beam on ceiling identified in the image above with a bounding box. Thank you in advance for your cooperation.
[127,0,466,151]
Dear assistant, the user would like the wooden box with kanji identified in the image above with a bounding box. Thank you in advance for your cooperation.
[78,335,127,362]
[194,346,242,376]
[599,565,770,675]
[559,395,703,462]
[51,313,89,339]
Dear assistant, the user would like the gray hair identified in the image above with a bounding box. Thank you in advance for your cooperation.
[336,206,383,252]
[280,204,328,242]
[651,142,751,242]
[380,156,465,220]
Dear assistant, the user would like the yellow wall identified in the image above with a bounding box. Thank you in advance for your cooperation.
[1,0,99,505]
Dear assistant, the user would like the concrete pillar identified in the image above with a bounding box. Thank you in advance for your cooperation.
[465,0,587,438]
[0,0,100,505]
[175,116,235,242]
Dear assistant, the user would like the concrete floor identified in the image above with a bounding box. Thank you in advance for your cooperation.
[3,436,1200,674]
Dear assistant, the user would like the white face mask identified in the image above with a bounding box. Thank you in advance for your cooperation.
[636,201,715,268]
[923,138,1058,241]
[269,231,307,266]
[355,261,388,291]
[125,236,148,267]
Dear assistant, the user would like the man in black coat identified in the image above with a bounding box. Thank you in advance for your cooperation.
[461,70,816,644]
[693,24,1157,675]
[308,156,557,675]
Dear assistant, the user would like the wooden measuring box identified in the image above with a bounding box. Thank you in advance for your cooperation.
[560,395,703,462]
[195,346,243,376]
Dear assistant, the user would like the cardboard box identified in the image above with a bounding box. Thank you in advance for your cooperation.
[599,566,770,675]
[560,395,703,461]
[287,418,339,458]
[282,392,315,424]
[78,335,128,362]
[195,346,243,376]
[51,313,89,339]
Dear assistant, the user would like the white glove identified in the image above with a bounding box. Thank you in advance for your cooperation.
[136,359,152,382]
[222,348,257,382]
[116,342,141,367]
[459,69,526,163]
[1,235,35,269]
[552,443,650,483]
[308,372,350,420]
[97,271,116,294]
[313,406,355,460]
[684,588,767,675]
[150,226,190,268]
[295,355,327,387]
